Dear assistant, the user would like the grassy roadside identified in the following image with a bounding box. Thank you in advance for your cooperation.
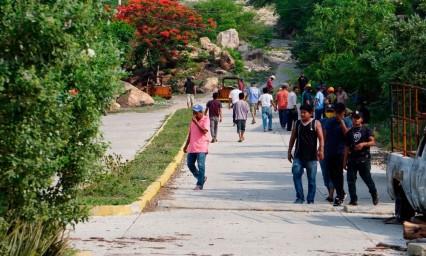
[76,108,192,205]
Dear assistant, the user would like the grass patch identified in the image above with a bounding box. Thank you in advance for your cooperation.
[76,108,192,205]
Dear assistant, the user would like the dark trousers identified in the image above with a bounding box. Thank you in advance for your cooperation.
[286,110,297,131]
[346,159,377,201]
[278,109,287,128]
[327,154,345,199]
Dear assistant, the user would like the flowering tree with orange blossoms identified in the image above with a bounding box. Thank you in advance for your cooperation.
[116,0,216,70]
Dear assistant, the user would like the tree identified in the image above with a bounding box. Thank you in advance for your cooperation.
[116,0,214,70]
[0,0,123,253]
[372,13,426,87]
[294,0,395,99]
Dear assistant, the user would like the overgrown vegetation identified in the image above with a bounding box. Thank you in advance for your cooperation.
[77,109,192,205]
[0,0,123,253]
[194,0,273,48]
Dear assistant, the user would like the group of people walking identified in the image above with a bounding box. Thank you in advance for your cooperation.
[183,74,379,208]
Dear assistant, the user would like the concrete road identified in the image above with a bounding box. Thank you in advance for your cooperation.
[70,101,407,256]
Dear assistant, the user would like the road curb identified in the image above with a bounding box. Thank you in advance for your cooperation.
[89,110,185,216]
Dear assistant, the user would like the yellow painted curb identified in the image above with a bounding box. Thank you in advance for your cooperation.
[75,251,93,256]
[89,110,186,216]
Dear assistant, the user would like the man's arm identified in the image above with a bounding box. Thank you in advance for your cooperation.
[355,135,375,151]
[315,120,324,161]
[192,116,208,134]
[343,146,350,170]
[219,107,222,122]
[287,126,297,162]
[183,132,191,153]
[193,84,197,97]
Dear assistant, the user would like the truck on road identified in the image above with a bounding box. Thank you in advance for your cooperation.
[386,83,426,222]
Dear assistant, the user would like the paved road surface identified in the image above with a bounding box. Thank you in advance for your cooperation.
[70,99,406,256]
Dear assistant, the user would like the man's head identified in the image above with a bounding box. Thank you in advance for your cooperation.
[262,87,268,94]
[239,92,245,100]
[328,87,334,93]
[300,104,313,122]
[292,86,299,94]
[334,102,346,114]
[305,83,312,91]
[250,82,256,87]
[192,105,203,120]
[351,110,363,126]
[282,83,289,90]
[325,104,335,118]
[270,75,275,80]
[337,87,343,93]
[315,85,322,91]
[212,92,219,99]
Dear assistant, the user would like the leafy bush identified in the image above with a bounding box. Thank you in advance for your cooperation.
[0,0,123,253]
[195,0,273,48]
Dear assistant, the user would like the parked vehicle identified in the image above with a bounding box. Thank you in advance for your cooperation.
[217,76,240,102]
[386,83,426,222]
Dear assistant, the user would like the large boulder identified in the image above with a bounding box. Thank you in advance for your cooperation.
[199,37,221,58]
[219,50,235,71]
[217,29,239,49]
[242,49,264,63]
[116,81,154,107]
[204,77,220,92]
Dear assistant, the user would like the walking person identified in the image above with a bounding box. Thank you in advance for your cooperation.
[228,86,242,126]
[204,92,222,143]
[288,104,324,204]
[183,105,210,190]
[343,110,379,206]
[336,87,348,106]
[266,75,275,93]
[184,76,196,108]
[234,93,250,142]
[326,87,337,104]
[297,73,309,92]
[320,104,336,202]
[301,83,313,106]
[237,78,245,92]
[314,85,325,120]
[258,87,275,132]
[274,83,289,129]
[323,102,352,206]
[245,82,261,124]
[286,86,299,131]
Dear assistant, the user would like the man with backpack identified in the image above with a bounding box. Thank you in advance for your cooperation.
[288,104,324,204]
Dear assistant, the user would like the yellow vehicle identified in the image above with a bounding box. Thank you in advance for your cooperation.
[217,76,241,102]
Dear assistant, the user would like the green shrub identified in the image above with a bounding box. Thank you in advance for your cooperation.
[0,0,123,253]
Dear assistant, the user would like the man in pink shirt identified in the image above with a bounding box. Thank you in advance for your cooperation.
[183,105,210,190]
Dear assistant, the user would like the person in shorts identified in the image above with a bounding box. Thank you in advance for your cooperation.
[233,92,250,142]
[245,82,261,124]
[184,76,196,108]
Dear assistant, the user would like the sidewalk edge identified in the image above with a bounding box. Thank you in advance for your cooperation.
[89,110,185,216]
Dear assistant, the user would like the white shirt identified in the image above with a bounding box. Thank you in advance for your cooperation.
[287,91,297,109]
[258,93,273,107]
[229,89,242,104]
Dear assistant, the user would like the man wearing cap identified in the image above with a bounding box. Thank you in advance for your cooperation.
[314,85,325,120]
[297,73,309,92]
[184,76,196,108]
[324,102,352,206]
[183,105,210,190]
[274,83,289,129]
[320,104,336,202]
[245,82,261,124]
[301,83,313,107]
[266,75,275,94]
[343,110,379,206]
[326,87,337,104]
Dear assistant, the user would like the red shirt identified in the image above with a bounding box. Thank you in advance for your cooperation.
[275,89,289,110]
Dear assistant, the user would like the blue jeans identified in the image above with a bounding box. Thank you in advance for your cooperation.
[261,106,272,131]
[347,158,377,201]
[187,153,207,186]
[291,157,317,203]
